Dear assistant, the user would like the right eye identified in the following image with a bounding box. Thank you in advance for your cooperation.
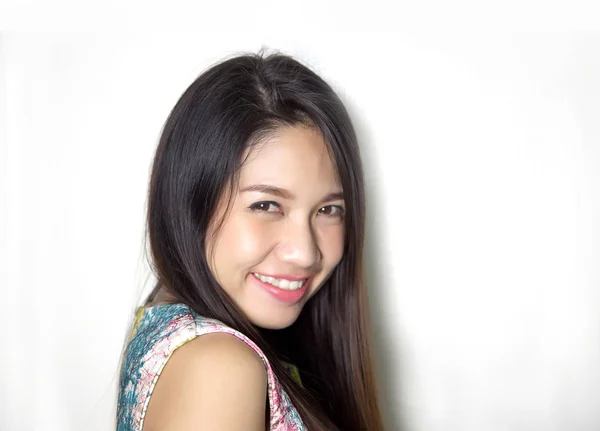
[248,201,282,214]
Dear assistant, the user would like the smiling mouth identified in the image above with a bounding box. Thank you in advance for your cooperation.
[251,272,309,291]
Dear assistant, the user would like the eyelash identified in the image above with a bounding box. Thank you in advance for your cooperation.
[248,201,345,218]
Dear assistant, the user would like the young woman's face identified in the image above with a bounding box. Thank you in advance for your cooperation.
[206,125,345,329]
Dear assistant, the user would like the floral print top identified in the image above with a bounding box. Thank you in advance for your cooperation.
[117,303,306,431]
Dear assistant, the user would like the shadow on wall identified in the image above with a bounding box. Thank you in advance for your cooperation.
[346,99,405,431]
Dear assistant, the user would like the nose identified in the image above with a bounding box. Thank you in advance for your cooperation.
[276,219,320,269]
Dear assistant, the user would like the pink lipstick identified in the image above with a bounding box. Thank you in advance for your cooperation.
[251,273,311,304]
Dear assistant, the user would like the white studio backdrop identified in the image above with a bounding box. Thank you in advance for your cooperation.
[0,32,599,431]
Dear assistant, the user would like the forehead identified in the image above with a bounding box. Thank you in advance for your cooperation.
[239,126,341,190]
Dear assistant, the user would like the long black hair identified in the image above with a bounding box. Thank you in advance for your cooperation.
[144,49,382,430]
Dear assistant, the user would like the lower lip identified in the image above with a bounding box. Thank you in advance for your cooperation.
[251,273,310,304]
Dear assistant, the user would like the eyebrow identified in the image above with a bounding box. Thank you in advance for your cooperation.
[240,184,344,203]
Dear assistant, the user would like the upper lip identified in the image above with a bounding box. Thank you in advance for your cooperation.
[253,272,312,281]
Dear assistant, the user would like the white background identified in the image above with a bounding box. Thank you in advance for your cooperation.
[1,30,599,431]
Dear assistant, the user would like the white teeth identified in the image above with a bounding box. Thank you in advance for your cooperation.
[253,273,306,290]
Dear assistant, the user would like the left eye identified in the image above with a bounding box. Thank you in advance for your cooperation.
[318,205,345,217]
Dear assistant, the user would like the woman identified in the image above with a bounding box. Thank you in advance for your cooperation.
[117,50,383,430]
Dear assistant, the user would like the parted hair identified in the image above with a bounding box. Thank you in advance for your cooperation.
[143,49,383,430]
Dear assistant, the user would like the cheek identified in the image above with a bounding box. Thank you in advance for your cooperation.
[318,224,345,265]
[218,217,275,266]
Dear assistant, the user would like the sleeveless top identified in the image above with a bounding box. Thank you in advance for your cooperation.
[117,303,306,431]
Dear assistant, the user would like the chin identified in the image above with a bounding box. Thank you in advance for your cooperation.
[250,310,302,330]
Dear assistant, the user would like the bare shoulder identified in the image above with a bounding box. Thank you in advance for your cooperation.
[143,332,268,431]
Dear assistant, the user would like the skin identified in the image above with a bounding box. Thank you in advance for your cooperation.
[143,332,268,430]
[206,124,346,329]
[144,125,346,429]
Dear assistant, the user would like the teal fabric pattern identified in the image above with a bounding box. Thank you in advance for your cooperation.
[117,303,306,430]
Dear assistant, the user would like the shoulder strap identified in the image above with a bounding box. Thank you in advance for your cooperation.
[118,305,306,431]
[192,314,305,430]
